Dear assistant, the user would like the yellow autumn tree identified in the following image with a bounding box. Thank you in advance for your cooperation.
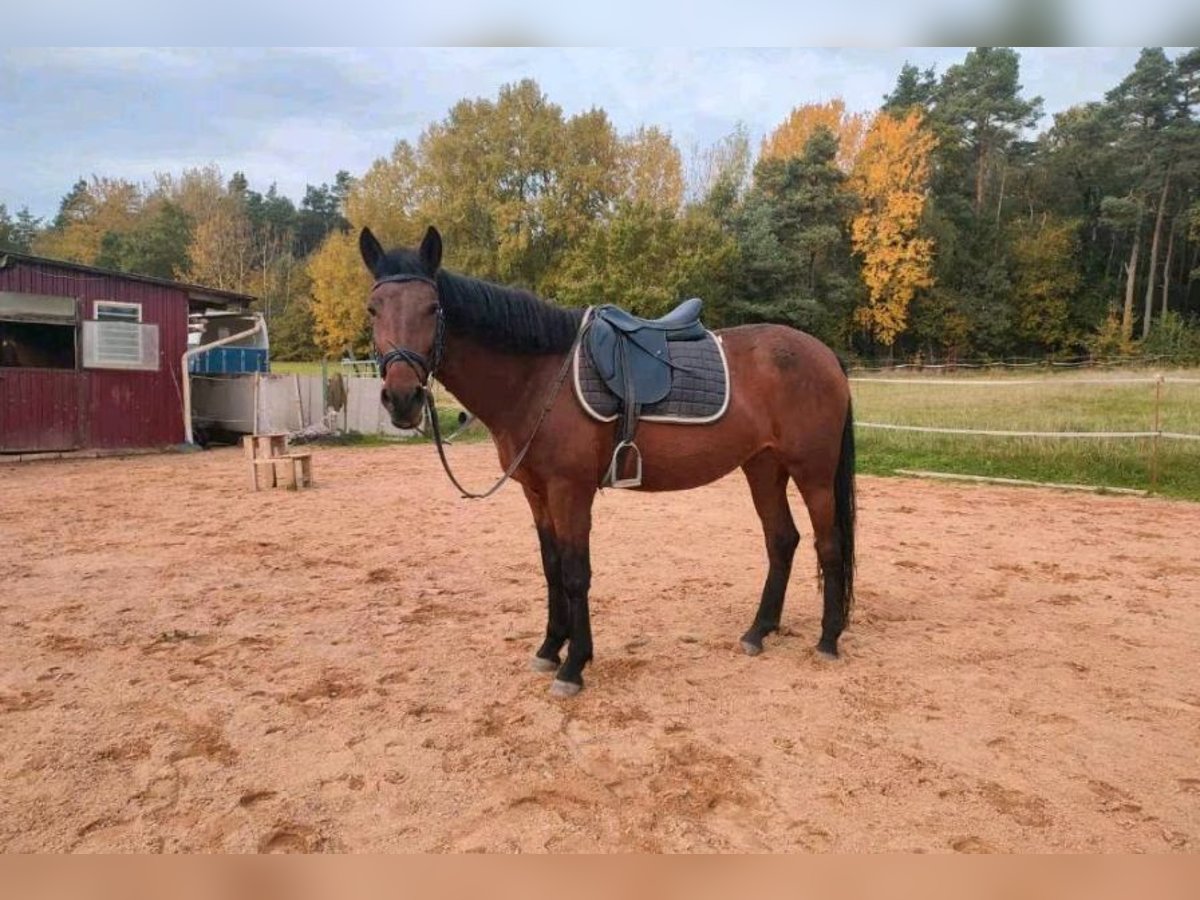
[344,141,425,242]
[157,165,227,226]
[761,99,869,172]
[308,230,374,356]
[309,141,429,357]
[618,126,684,211]
[849,110,937,346]
[34,177,142,264]
[186,199,256,292]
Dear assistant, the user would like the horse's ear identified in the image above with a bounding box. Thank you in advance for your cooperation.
[359,227,384,274]
[418,226,442,274]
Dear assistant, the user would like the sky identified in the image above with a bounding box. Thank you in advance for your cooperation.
[0,47,1167,221]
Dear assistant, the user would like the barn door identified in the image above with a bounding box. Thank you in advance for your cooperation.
[0,293,83,452]
[0,369,82,452]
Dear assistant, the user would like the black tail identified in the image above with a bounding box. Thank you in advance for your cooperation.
[833,396,857,624]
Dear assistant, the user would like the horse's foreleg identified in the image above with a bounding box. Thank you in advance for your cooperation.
[740,453,799,656]
[523,486,568,672]
[544,482,596,697]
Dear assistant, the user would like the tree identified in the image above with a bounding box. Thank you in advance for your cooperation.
[35,176,142,264]
[550,107,622,252]
[882,48,1043,358]
[934,47,1043,215]
[761,99,868,172]
[1191,200,1200,281]
[417,80,570,286]
[1105,48,1183,338]
[849,110,937,346]
[265,265,318,360]
[186,197,256,292]
[1009,215,1082,350]
[730,127,859,345]
[159,165,226,225]
[688,124,752,221]
[554,201,735,321]
[0,204,42,251]
[94,198,192,279]
[308,230,373,356]
[344,141,425,244]
[296,182,348,256]
[1100,195,1143,341]
[618,126,684,211]
[883,63,938,114]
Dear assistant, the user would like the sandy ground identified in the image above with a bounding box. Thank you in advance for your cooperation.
[1,443,1198,853]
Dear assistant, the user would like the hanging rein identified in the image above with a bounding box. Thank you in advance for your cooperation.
[372,273,585,500]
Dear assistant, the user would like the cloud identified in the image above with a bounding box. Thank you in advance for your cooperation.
[0,47,1149,219]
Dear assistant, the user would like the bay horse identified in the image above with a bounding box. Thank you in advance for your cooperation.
[362,226,856,696]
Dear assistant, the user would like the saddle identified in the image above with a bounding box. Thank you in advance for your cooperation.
[585,298,708,488]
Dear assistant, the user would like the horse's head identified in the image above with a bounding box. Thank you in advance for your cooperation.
[360,225,444,429]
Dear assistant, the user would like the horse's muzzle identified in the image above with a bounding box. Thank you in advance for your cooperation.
[380,386,424,429]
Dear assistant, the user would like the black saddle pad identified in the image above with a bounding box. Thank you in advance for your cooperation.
[573,326,730,424]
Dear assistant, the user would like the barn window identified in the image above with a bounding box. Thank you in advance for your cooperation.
[83,302,159,371]
[0,292,78,370]
[95,301,142,323]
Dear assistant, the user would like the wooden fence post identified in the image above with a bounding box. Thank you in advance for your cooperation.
[1150,373,1163,493]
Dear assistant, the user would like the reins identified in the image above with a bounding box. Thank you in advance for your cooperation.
[373,272,587,500]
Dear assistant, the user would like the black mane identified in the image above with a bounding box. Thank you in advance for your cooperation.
[375,248,583,355]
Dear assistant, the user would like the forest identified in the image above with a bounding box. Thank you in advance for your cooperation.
[2,47,1199,364]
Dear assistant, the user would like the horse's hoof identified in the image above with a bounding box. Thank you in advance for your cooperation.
[815,641,840,661]
[549,679,582,698]
[740,639,763,657]
[530,655,558,673]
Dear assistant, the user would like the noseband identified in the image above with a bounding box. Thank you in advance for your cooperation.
[372,273,444,386]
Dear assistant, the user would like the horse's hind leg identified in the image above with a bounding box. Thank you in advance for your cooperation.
[795,481,846,659]
[740,452,800,656]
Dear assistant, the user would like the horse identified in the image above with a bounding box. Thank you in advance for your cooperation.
[362,225,856,697]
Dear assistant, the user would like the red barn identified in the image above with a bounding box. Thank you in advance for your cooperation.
[0,252,254,454]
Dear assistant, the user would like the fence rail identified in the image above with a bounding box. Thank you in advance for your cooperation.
[850,375,1200,386]
[848,353,1197,373]
[855,423,1168,439]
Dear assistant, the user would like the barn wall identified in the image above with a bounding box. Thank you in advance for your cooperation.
[0,258,188,449]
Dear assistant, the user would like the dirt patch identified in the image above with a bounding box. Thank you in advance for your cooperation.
[1,444,1198,852]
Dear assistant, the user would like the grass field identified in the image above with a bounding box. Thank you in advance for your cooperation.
[271,360,334,376]
[851,369,1200,501]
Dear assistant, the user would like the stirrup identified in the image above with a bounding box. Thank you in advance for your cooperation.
[607,440,643,489]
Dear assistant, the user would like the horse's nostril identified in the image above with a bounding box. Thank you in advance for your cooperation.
[380,388,392,408]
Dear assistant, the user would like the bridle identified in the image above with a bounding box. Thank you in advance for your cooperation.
[372,273,444,386]
[369,271,587,500]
